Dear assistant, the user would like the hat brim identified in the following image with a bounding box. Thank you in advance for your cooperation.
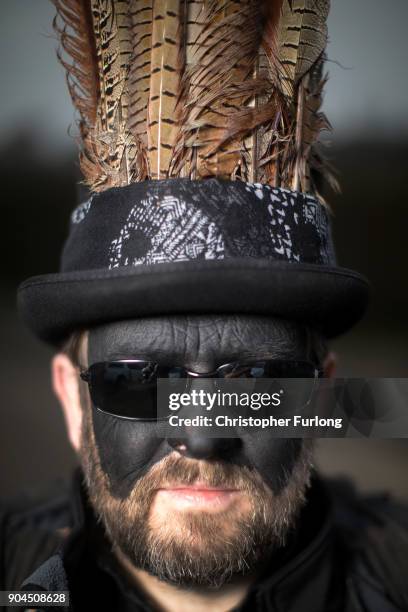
[17,259,370,345]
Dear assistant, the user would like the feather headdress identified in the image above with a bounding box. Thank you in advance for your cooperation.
[52,0,333,198]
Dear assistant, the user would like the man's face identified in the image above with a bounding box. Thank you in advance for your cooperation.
[78,315,315,587]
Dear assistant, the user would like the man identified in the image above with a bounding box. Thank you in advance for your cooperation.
[3,1,408,611]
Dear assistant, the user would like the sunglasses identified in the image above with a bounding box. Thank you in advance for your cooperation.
[79,359,321,421]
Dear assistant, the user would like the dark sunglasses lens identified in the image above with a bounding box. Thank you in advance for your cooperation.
[217,360,316,378]
[88,362,160,420]
[257,360,317,378]
[259,361,318,410]
[215,360,317,411]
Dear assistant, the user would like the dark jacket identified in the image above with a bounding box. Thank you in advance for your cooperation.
[1,469,408,612]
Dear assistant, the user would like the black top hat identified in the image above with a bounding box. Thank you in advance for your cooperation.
[18,178,369,345]
[17,2,369,344]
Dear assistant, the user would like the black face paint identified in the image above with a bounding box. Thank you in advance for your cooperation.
[87,316,309,499]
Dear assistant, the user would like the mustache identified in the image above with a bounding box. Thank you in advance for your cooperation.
[137,453,269,498]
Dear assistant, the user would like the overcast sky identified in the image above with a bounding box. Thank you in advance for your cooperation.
[1,0,407,154]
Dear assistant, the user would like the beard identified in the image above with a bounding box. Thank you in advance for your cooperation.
[79,407,314,588]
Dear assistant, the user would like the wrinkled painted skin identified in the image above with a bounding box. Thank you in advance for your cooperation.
[88,315,311,500]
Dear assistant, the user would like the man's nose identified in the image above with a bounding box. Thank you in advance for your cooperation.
[167,433,241,460]
[165,377,241,459]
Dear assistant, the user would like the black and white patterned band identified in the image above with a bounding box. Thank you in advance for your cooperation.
[62,178,336,273]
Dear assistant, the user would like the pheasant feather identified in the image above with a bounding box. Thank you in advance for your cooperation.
[260,0,333,196]
[169,0,275,180]
[128,1,152,152]
[277,0,329,98]
[53,0,143,191]
[147,0,182,179]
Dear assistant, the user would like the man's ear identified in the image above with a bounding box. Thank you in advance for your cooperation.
[52,354,83,453]
[322,351,337,378]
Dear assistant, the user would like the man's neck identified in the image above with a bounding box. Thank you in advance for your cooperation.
[114,546,255,612]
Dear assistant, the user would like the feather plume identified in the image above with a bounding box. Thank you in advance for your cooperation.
[52,0,334,199]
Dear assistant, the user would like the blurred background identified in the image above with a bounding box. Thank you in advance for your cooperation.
[1,0,407,500]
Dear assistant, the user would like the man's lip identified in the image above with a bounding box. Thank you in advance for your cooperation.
[154,483,241,510]
[159,482,238,492]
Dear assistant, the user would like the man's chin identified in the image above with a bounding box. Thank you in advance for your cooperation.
[115,500,281,589]
[121,523,272,589]
[148,510,251,551]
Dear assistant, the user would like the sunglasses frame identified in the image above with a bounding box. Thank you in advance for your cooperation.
[79,358,323,421]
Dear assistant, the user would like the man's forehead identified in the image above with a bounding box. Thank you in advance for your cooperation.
[87,315,308,364]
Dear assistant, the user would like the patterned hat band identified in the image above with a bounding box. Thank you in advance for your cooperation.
[62,178,336,273]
